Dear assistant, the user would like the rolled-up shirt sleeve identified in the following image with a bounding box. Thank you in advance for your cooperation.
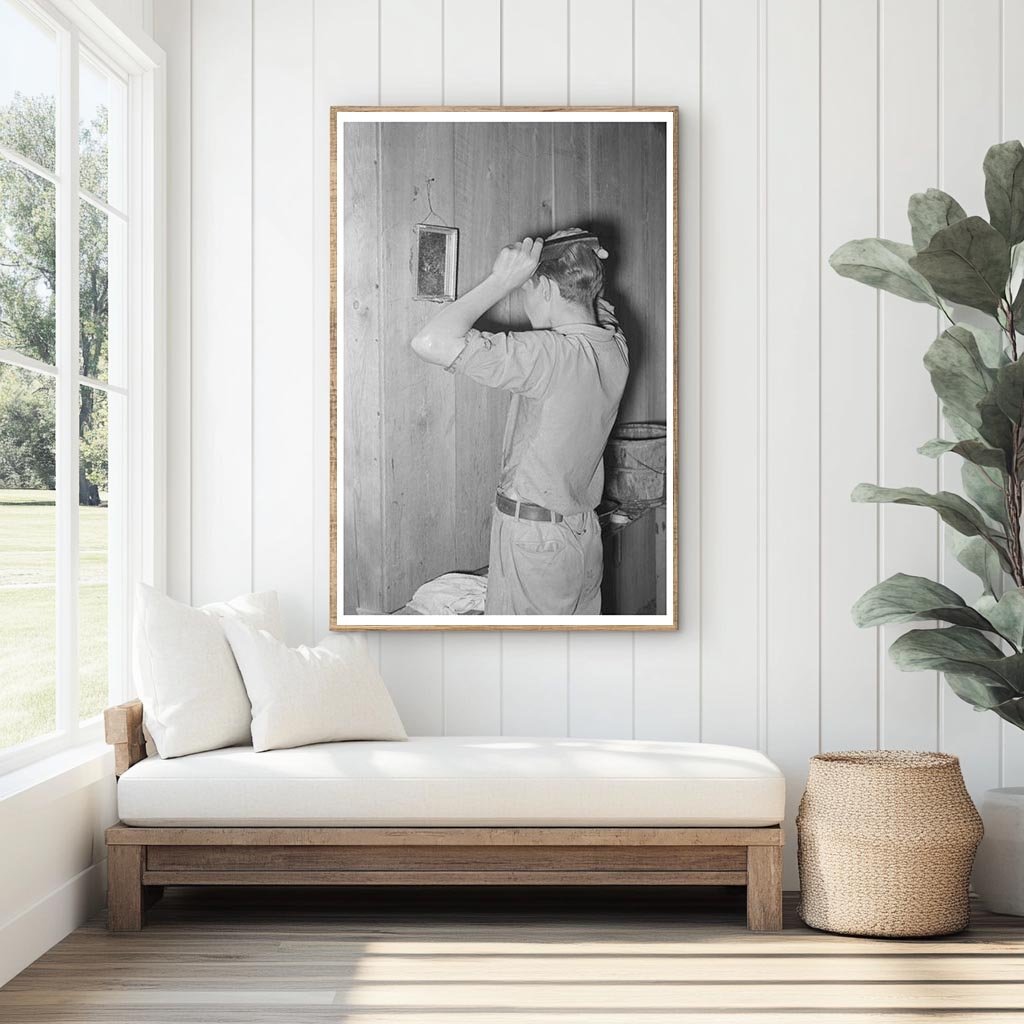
[445,328,560,399]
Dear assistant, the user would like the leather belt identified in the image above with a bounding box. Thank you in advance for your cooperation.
[495,492,563,524]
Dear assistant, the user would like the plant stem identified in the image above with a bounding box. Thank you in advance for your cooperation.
[1005,472,1024,588]
[1005,306,1024,587]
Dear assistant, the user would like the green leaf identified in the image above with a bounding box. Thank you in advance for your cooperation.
[993,357,1024,423]
[950,533,1004,596]
[962,461,1009,527]
[923,325,997,428]
[909,216,1011,314]
[977,589,1024,649]
[830,238,942,307]
[1007,241,1024,325]
[908,188,968,251]
[985,688,1024,728]
[942,407,983,442]
[944,671,1023,713]
[984,140,1024,246]
[851,483,1008,548]
[852,573,994,630]
[978,391,1016,458]
[918,437,1007,470]
[890,624,1004,669]
[968,322,1011,368]
[889,627,1024,705]
[1012,278,1024,325]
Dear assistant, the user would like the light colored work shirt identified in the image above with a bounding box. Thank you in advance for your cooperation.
[446,300,629,516]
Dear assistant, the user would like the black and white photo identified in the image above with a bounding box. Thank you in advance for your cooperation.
[330,108,677,629]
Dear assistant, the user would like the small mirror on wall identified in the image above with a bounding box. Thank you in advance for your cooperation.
[415,224,458,302]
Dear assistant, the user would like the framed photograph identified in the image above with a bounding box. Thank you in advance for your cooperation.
[414,223,459,301]
[330,107,678,630]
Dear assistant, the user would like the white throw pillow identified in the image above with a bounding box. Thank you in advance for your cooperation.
[223,622,407,752]
[133,584,283,758]
[316,631,374,659]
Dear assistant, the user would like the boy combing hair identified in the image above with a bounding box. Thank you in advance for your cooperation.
[411,228,629,615]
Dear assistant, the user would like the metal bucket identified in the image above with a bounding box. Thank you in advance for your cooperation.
[603,422,667,505]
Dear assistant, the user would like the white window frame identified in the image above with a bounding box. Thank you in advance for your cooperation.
[0,0,164,776]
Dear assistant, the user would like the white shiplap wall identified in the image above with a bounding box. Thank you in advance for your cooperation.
[153,0,1024,884]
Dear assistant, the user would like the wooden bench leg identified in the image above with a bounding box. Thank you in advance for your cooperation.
[746,845,783,931]
[108,845,145,932]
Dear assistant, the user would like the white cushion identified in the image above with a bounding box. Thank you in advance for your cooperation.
[223,622,407,752]
[116,736,786,827]
[133,585,282,759]
[316,632,373,658]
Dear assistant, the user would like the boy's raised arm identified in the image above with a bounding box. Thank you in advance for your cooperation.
[410,237,542,367]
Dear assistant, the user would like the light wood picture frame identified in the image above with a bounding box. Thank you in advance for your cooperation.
[330,107,679,630]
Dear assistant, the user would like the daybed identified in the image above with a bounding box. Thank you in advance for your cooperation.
[104,699,786,931]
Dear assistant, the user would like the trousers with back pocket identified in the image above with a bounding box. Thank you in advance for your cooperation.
[484,505,603,615]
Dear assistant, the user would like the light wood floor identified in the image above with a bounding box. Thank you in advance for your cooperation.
[2,885,1024,1022]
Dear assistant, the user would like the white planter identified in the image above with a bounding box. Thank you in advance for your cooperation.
[973,787,1024,916]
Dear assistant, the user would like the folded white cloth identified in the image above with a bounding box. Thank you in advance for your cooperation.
[407,572,487,615]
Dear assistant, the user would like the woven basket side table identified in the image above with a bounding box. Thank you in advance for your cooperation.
[797,750,983,938]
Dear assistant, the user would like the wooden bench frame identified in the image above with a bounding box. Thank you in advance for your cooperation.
[104,700,784,932]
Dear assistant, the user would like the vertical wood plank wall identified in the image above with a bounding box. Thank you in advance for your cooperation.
[342,122,667,613]
[155,0,1023,884]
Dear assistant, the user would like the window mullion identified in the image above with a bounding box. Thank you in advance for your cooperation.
[55,24,81,735]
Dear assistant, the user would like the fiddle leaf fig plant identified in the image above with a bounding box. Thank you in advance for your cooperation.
[832,140,1024,731]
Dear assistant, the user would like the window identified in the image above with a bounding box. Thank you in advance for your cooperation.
[0,0,160,771]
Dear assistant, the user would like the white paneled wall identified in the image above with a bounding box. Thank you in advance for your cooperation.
[154,0,1024,884]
